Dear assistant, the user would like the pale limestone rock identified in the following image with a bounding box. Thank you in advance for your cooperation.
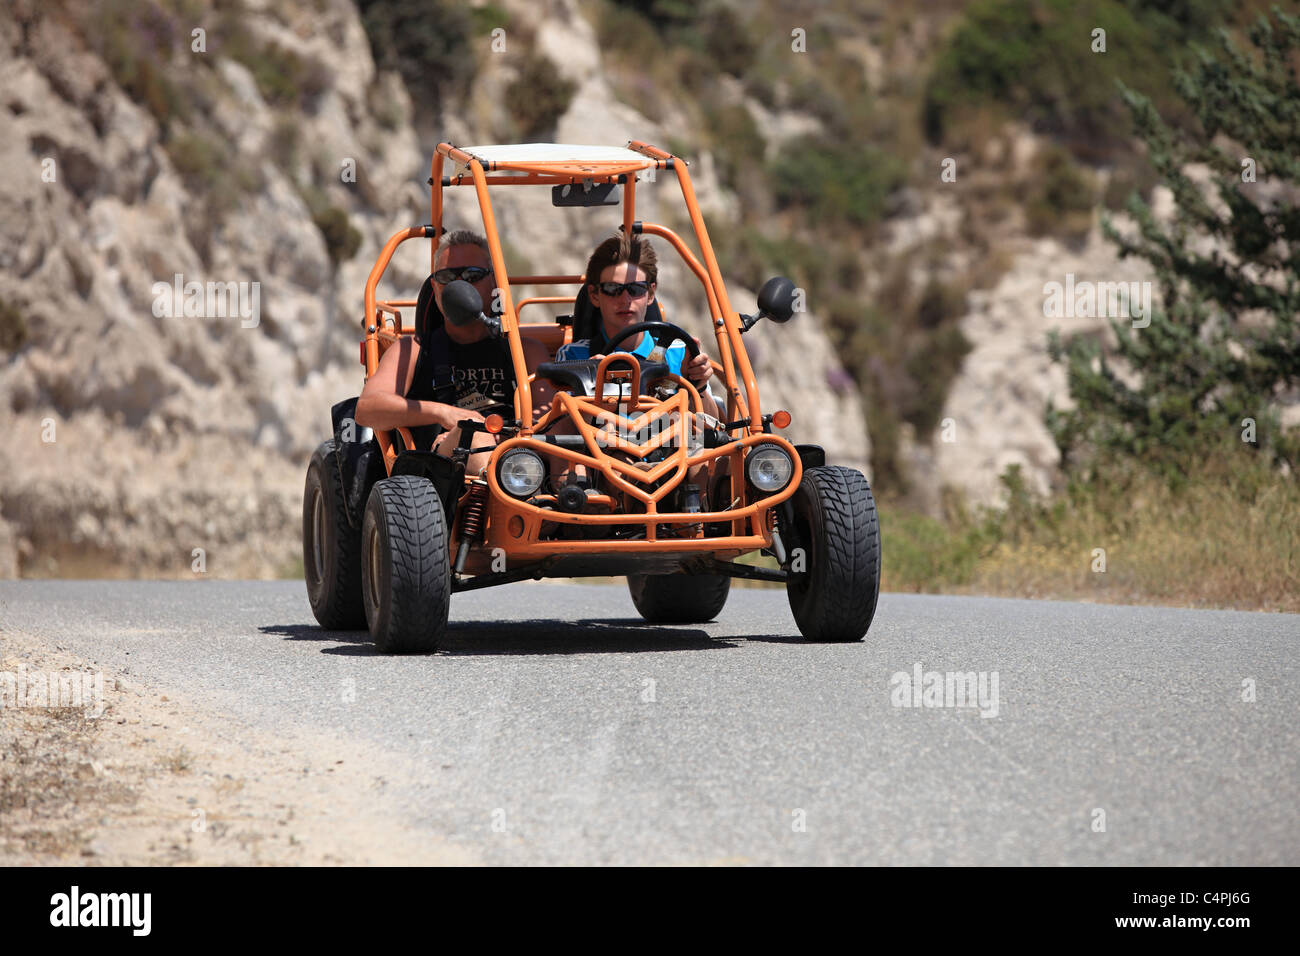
[0,0,872,577]
[933,227,1156,505]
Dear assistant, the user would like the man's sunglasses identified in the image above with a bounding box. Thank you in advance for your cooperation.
[433,266,492,284]
[595,281,651,298]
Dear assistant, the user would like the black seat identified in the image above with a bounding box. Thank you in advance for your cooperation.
[568,283,598,341]
[413,275,445,344]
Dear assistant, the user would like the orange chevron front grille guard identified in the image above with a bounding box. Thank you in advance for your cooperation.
[481,432,802,556]
[477,390,804,559]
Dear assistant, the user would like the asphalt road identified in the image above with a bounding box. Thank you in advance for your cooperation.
[1,580,1295,865]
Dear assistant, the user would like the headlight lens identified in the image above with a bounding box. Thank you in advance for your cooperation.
[746,446,794,493]
[498,449,546,498]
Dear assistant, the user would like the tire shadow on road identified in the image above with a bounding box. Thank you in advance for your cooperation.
[259,620,737,656]
[260,623,371,646]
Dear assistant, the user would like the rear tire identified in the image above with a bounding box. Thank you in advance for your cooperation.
[303,440,366,629]
[785,465,881,642]
[361,475,451,653]
[628,573,731,623]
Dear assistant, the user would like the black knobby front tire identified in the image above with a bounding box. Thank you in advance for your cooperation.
[361,475,451,654]
[785,465,881,642]
[628,573,731,623]
[303,440,367,630]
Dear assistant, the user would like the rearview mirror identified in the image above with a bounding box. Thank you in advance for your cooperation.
[552,182,619,207]
[757,276,796,324]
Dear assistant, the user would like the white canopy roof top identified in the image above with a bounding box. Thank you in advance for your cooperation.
[455,143,657,168]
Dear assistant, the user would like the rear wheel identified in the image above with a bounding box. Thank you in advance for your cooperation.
[628,573,731,623]
[361,475,451,653]
[785,465,881,642]
[303,440,366,629]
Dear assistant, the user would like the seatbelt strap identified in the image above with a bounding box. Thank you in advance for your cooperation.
[426,328,456,404]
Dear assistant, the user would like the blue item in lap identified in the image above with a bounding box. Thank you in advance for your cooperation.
[556,327,688,374]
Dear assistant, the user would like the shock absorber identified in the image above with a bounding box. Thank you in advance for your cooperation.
[454,479,488,574]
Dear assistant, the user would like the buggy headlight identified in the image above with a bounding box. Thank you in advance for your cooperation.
[746,446,794,493]
[498,449,545,498]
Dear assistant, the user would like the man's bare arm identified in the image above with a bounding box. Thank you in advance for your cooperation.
[355,338,480,432]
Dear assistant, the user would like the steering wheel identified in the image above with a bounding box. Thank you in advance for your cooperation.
[604,321,701,360]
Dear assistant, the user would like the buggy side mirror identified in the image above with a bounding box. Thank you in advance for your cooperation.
[740,276,797,333]
[442,279,504,338]
[442,279,485,327]
[757,276,796,323]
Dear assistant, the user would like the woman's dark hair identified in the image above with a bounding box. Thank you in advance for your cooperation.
[585,233,658,288]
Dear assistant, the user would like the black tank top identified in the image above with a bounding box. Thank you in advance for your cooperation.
[407,328,517,418]
[445,335,516,417]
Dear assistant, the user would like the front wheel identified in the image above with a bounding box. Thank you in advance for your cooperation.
[361,475,451,653]
[628,573,731,623]
[785,465,881,642]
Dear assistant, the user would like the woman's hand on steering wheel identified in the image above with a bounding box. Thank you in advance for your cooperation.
[602,320,712,387]
[603,320,702,359]
[682,337,713,388]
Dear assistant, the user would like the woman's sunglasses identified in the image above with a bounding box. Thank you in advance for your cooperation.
[433,266,492,284]
[595,281,651,298]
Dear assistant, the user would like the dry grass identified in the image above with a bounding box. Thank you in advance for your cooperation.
[882,455,1299,613]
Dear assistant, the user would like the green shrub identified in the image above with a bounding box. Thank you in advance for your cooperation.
[1024,144,1097,240]
[922,0,1204,161]
[242,44,331,109]
[597,1,667,63]
[609,0,698,32]
[470,4,509,35]
[1101,153,1160,210]
[702,102,764,187]
[267,116,301,172]
[505,51,576,140]
[166,131,260,194]
[769,135,906,228]
[94,0,191,130]
[166,132,226,186]
[358,0,476,107]
[915,279,968,330]
[165,130,264,237]
[904,323,973,439]
[298,185,363,266]
[312,207,363,265]
[1050,9,1300,478]
[0,299,29,353]
[877,502,994,590]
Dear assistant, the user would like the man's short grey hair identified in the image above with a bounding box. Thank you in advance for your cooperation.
[435,230,491,268]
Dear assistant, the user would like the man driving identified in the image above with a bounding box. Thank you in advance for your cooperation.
[354,230,554,475]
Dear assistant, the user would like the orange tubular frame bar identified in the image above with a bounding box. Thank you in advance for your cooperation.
[627,140,762,426]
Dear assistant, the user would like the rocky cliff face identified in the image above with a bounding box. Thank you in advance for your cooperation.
[872,127,1162,511]
[0,0,868,577]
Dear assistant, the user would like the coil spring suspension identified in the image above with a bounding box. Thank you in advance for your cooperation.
[454,480,488,573]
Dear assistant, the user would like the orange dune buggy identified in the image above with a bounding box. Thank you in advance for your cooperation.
[303,142,881,652]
